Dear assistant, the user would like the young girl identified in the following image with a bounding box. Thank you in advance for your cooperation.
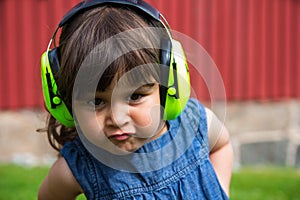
[38,0,233,199]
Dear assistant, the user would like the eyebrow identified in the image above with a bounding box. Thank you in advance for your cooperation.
[134,83,156,91]
[94,82,156,96]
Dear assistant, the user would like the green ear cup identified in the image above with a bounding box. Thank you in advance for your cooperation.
[163,40,190,120]
[41,51,75,127]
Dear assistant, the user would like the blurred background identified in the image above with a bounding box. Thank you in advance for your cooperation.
[0,0,299,198]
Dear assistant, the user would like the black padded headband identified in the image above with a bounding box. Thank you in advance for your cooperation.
[59,0,161,27]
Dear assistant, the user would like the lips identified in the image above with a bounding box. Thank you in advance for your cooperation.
[109,134,130,141]
[107,131,134,141]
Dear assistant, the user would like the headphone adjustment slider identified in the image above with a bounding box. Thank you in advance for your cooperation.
[52,96,62,106]
[167,87,177,96]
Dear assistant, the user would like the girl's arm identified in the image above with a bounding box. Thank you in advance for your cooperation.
[205,108,234,197]
[38,157,83,200]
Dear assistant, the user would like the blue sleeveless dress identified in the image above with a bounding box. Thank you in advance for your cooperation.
[61,99,229,199]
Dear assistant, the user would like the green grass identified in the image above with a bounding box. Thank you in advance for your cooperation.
[0,163,299,200]
[230,167,300,200]
[0,163,86,200]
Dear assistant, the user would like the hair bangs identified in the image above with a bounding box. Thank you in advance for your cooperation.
[97,48,160,92]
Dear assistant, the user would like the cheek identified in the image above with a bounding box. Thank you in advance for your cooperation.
[131,91,162,130]
[130,103,162,130]
[74,108,107,143]
[76,109,98,129]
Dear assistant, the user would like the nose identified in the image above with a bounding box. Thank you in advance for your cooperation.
[106,102,130,128]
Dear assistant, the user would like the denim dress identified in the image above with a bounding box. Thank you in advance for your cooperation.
[61,99,229,200]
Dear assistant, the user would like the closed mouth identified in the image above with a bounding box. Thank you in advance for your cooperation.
[108,133,133,141]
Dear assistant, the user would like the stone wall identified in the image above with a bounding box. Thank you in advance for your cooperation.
[0,100,299,168]
[225,100,300,168]
[0,110,57,166]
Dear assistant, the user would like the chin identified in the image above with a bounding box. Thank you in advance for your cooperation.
[107,140,138,154]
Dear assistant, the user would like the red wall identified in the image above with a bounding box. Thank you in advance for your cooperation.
[0,0,299,109]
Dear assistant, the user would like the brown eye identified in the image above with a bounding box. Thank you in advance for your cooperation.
[129,93,144,102]
[88,98,105,107]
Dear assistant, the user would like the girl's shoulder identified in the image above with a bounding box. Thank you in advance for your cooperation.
[187,98,209,118]
[180,98,207,125]
[186,98,204,110]
[38,156,82,198]
[168,98,208,143]
[60,137,87,159]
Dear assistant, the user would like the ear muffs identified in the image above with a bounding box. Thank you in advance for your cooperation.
[41,49,75,127]
[160,39,190,120]
[41,0,191,126]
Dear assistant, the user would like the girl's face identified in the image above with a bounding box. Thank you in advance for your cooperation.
[74,74,167,154]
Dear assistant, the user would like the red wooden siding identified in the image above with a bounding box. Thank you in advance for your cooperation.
[0,0,299,109]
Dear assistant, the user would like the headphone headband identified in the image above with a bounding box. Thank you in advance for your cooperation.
[59,0,160,27]
[50,0,172,51]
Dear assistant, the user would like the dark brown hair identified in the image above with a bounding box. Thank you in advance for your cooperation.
[43,5,166,151]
